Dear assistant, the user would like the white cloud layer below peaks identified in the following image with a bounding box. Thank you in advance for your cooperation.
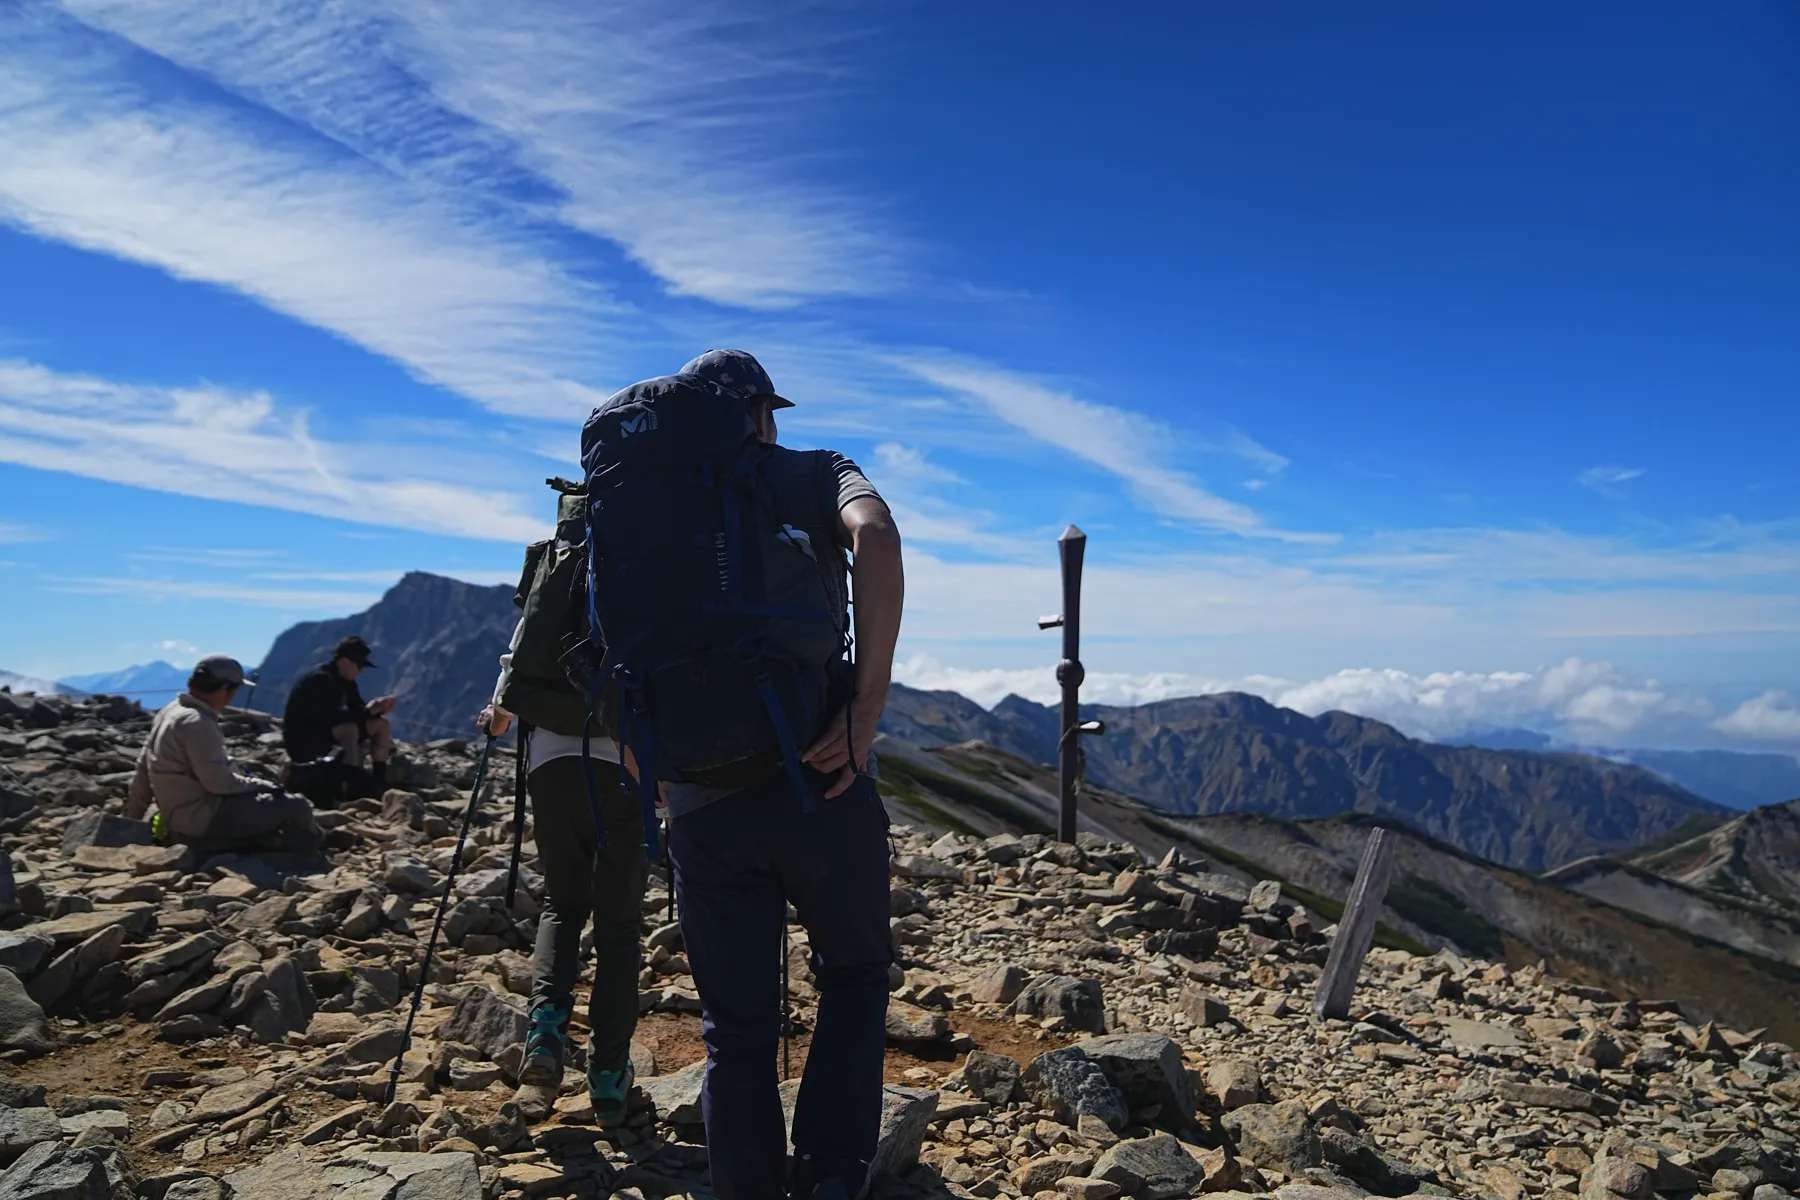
[890,654,1766,750]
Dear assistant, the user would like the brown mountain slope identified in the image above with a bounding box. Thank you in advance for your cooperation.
[875,736,1800,1043]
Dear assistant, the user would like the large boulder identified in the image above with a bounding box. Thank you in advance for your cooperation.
[0,970,50,1059]
[1024,1047,1129,1132]
[0,1139,137,1198]
[1074,1033,1195,1121]
[1014,975,1107,1035]
[1092,1135,1208,1200]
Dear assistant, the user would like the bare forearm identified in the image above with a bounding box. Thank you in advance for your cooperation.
[849,519,903,710]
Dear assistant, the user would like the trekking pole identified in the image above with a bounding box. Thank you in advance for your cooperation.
[505,724,531,910]
[385,732,498,1106]
[781,916,791,1082]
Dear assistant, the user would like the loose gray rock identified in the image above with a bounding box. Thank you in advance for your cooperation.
[1024,1047,1130,1132]
[260,956,314,1033]
[1014,974,1108,1035]
[886,1001,949,1043]
[863,1085,939,1195]
[0,1106,61,1166]
[59,812,153,856]
[1075,1032,1196,1120]
[163,1180,228,1200]
[1093,1134,1209,1200]
[642,1060,707,1125]
[972,963,1028,1005]
[1207,1058,1264,1110]
[0,936,49,980]
[0,1083,45,1111]
[0,970,50,1059]
[223,894,298,935]
[961,1049,1023,1105]
[1223,1101,1324,1173]
[437,984,526,1062]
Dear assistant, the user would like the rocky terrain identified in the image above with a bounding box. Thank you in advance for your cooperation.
[2,690,1798,1200]
[881,687,1727,874]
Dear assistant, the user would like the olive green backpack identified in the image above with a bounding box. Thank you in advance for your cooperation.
[494,478,595,738]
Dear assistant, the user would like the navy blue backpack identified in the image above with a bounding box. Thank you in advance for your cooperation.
[566,372,853,854]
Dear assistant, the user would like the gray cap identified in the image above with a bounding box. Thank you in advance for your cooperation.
[679,349,794,409]
[193,654,247,687]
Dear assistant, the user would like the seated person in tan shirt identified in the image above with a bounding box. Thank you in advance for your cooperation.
[127,654,320,851]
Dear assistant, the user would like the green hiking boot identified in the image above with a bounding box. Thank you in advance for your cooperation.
[518,1001,571,1088]
[587,1057,635,1128]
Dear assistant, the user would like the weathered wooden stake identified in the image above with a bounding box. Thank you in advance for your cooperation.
[1039,527,1104,844]
[1312,827,1398,1021]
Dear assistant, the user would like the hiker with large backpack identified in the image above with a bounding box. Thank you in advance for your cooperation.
[477,477,649,1126]
[574,350,903,1200]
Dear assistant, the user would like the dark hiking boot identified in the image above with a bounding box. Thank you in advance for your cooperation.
[519,1000,571,1087]
[790,1153,861,1200]
[587,1058,635,1128]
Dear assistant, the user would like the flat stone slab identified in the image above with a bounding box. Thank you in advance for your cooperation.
[20,904,155,949]
[1440,1017,1524,1050]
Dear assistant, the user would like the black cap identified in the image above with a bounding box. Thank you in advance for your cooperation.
[679,349,794,409]
[334,636,376,668]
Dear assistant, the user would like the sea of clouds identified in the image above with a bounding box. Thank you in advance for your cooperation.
[890,654,1800,754]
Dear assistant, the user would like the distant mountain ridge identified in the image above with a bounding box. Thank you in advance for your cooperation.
[213,573,1725,872]
[252,571,517,743]
[1457,729,1800,811]
[57,660,189,705]
[879,683,1727,872]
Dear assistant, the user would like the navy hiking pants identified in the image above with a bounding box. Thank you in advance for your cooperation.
[669,768,893,1200]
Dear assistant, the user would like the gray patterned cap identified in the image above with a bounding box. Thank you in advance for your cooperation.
[678,349,794,409]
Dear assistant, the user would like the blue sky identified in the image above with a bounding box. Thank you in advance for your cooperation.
[2,1,1798,752]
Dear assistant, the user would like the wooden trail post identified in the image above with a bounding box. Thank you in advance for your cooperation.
[1312,827,1398,1021]
[1038,525,1101,844]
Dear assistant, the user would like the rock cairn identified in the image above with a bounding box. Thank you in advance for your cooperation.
[0,691,1795,1200]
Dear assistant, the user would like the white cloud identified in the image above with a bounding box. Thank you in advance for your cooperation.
[54,0,895,309]
[0,521,46,543]
[1713,692,1800,743]
[1578,465,1646,497]
[54,576,386,611]
[0,11,618,419]
[0,359,546,542]
[893,653,1718,747]
[874,443,965,487]
[904,359,1296,538]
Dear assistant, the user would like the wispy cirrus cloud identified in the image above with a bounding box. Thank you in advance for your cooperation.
[902,358,1330,541]
[1577,464,1646,497]
[0,359,546,542]
[53,0,897,309]
[0,6,620,419]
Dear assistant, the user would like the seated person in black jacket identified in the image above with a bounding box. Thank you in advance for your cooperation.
[282,636,396,785]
